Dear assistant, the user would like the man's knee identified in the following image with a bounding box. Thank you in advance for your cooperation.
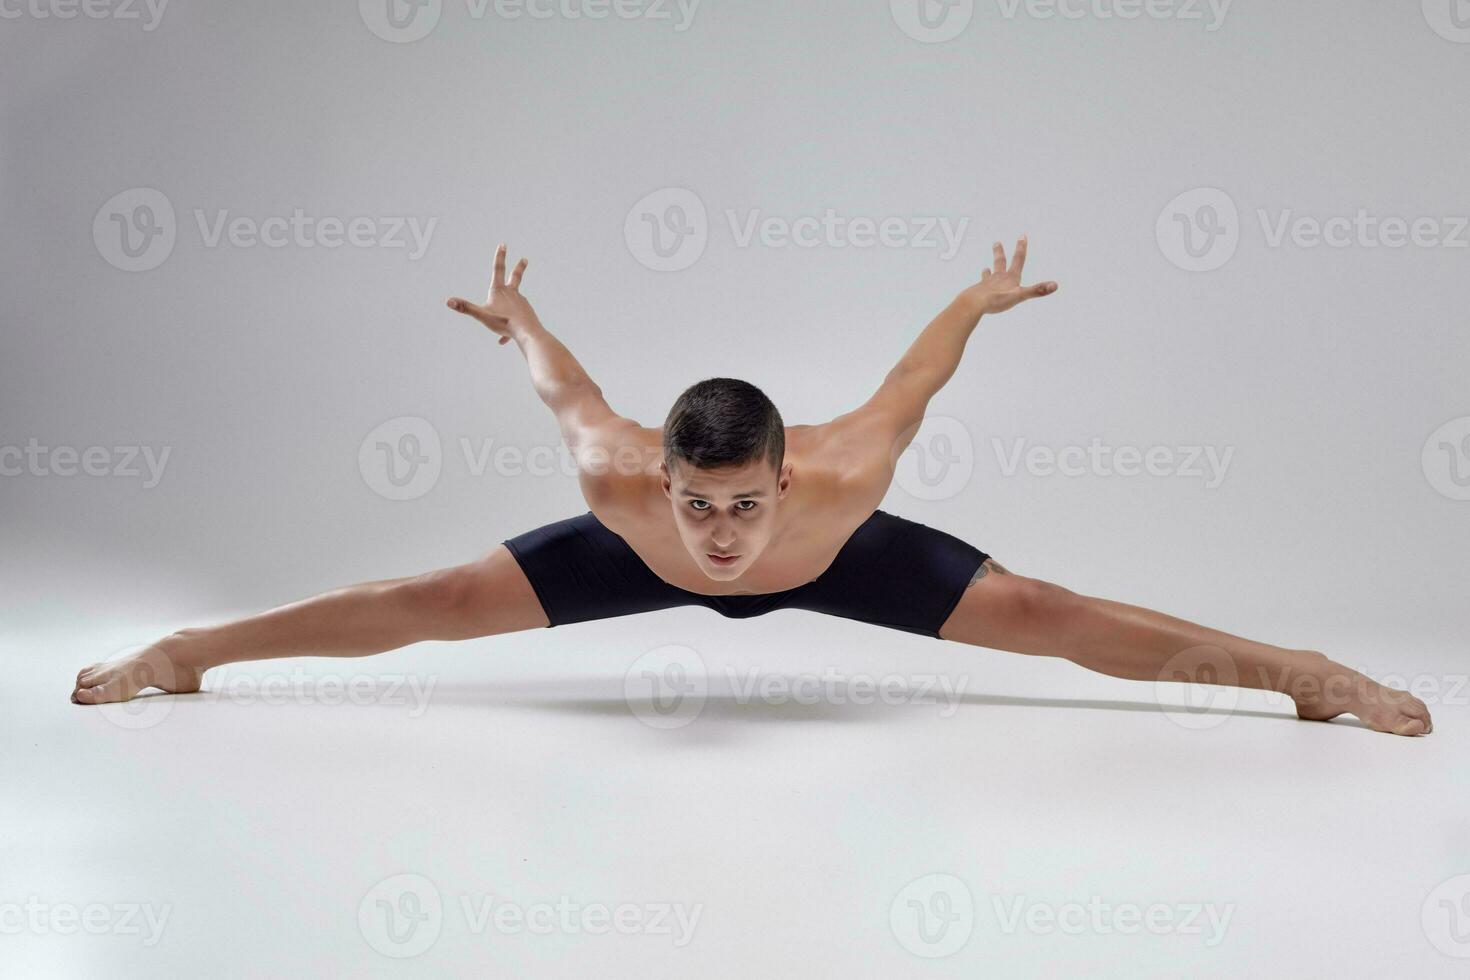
[1001,575,1082,629]
[400,564,480,617]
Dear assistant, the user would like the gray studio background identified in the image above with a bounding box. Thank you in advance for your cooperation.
[4,3,1470,978]
[4,2,1466,645]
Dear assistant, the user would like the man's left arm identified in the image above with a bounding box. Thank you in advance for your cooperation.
[830,236,1058,462]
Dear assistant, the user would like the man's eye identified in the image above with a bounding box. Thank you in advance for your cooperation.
[736,500,756,511]
[690,500,710,511]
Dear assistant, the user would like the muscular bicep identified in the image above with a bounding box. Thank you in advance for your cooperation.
[827,373,934,477]
[807,411,916,516]
[841,367,935,458]
[568,415,661,514]
[549,381,625,446]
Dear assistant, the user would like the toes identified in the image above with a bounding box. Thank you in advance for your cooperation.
[73,682,122,705]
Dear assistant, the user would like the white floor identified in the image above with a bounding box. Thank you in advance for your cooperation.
[7,607,1467,978]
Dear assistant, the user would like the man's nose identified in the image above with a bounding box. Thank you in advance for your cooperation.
[710,522,736,549]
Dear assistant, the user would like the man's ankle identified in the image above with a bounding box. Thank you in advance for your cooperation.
[158,627,217,671]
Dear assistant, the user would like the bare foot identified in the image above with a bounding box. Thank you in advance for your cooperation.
[1291,653,1433,736]
[72,635,206,705]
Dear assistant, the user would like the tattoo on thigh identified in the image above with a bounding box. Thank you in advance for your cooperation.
[968,558,1010,586]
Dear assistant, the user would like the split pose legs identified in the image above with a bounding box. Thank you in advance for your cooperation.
[72,543,1432,736]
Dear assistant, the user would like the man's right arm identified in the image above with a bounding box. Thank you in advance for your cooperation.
[447,244,650,507]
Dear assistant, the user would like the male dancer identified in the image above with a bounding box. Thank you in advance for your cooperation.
[71,241,1433,736]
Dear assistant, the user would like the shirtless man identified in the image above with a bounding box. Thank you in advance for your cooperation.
[71,240,1433,736]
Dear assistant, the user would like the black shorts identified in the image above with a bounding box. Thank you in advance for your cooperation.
[501,509,989,640]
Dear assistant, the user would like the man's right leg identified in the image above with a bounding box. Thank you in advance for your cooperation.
[71,544,548,705]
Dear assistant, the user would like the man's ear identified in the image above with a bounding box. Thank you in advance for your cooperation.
[777,460,793,498]
[659,461,672,498]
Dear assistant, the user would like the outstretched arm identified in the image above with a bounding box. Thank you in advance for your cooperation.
[447,244,631,447]
[841,235,1057,448]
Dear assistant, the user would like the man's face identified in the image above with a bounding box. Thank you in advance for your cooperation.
[661,455,791,580]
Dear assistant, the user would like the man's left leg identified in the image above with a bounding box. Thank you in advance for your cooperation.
[936,559,1433,737]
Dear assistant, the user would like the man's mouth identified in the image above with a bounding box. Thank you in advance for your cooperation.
[706,553,740,566]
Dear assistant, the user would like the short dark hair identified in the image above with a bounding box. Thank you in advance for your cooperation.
[663,377,784,473]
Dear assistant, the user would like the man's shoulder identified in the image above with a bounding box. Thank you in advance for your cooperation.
[789,417,895,484]
[574,421,663,519]
[786,419,895,514]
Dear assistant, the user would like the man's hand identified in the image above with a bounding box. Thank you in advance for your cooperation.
[958,235,1058,317]
[447,243,538,345]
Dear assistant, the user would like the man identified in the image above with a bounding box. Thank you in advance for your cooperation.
[71,241,1433,736]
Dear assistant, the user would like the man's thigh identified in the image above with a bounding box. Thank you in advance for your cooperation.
[935,558,1082,654]
[419,543,552,640]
